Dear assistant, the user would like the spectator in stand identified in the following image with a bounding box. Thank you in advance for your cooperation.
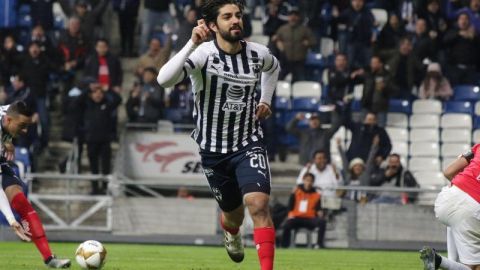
[263,0,289,38]
[29,25,59,64]
[361,55,392,127]
[386,37,423,100]
[168,79,194,124]
[113,0,140,57]
[418,0,448,43]
[139,0,174,54]
[344,112,392,164]
[337,136,378,203]
[58,16,91,91]
[5,73,39,150]
[75,83,121,194]
[84,38,123,93]
[454,0,480,35]
[418,62,453,101]
[411,18,439,63]
[59,0,110,41]
[281,173,327,248]
[177,186,194,200]
[334,0,375,69]
[325,53,358,130]
[20,41,57,151]
[175,8,197,51]
[296,150,341,198]
[369,153,419,204]
[287,113,338,165]
[0,35,23,87]
[443,12,480,85]
[274,7,316,82]
[126,67,165,123]
[136,36,172,79]
[375,13,407,56]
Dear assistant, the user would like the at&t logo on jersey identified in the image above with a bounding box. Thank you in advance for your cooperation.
[222,85,246,112]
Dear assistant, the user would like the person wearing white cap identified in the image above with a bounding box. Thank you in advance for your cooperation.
[418,62,453,101]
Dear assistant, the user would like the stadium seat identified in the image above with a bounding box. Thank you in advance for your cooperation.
[249,35,269,46]
[413,171,448,187]
[350,100,362,112]
[408,157,441,172]
[331,153,343,170]
[305,52,324,69]
[441,113,472,129]
[19,4,31,16]
[371,8,388,30]
[441,129,472,144]
[410,114,440,129]
[444,101,473,114]
[409,142,439,158]
[320,37,335,57]
[387,113,408,128]
[441,143,470,158]
[412,100,442,115]
[475,101,480,116]
[54,16,65,30]
[353,84,364,100]
[389,99,411,114]
[474,129,480,143]
[276,81,291,98]
[275,97,291,111]
[18,14,32,28]
[453,85,480,102]
[292,97,320,111]
[251,19,263,35]
[391,141,409,157]
[386,127,408,142]
[409,128,439,143]
[292,81,322,98]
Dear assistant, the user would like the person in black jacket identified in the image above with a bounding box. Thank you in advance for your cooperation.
[344,112,392,164]
[113,0,140,57]
[20,41,57,150]
[77,83,121,194]
[126,67,165,123]
[83,38,123,93]
[139,0,174,54]
[0,35,23,88]
[59,0,110,41]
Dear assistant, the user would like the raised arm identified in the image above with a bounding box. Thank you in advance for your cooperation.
[444,150,472,181]
[157,20,210,88]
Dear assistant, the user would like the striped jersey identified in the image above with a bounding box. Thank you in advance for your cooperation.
[0,105,12,157]
[183,39,279,153]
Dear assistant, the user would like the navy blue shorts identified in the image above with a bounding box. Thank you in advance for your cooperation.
[0,162,24,190]
[200,142,271,212]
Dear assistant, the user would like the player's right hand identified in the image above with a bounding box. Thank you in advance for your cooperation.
[192,19,210,45]
[11,221,31,242]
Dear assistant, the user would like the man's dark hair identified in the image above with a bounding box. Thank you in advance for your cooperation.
[312,150,327,159]
[143,66,157,75]
[7,101,33,117]
[303,172,316,182]
[201,0,245,25]
[96,38,109,46]
[389,153,401,159]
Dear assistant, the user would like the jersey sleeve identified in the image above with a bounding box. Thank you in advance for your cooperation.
[258,46,280,105]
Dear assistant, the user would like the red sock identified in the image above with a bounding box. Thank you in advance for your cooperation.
[220,215,239,235]
[254,227,275,270]
[11,193,52,261]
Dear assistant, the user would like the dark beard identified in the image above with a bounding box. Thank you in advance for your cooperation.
[218,27,244,43]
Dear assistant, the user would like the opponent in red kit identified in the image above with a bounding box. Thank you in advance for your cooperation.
[421,144,480,270]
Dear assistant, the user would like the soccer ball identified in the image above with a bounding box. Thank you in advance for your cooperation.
[75,240,107,269]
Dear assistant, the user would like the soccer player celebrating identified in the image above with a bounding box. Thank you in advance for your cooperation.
[0,101,71,268]
[157,1,279,269]
[420,144,480,270]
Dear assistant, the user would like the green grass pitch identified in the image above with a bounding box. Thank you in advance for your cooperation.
[0,242,425,269]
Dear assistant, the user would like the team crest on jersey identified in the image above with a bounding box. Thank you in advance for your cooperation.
[223,85,246,112]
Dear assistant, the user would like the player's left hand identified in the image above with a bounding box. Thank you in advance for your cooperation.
[4,143,14,161]
[255,102,272,120]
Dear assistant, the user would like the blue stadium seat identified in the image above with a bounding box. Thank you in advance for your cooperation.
[15,147,31,173]
[54,16,65,30]
[18,4,31,16]
[453,85,480,102]
[389,99,411,114]
[164,108,184,123]
[292,97,320,112]
[351,100,362,112]
[444,101,473,114]
[474,116,480,129]
[17,14,32,28]
[275,97,291,111]
[305,52,324,68]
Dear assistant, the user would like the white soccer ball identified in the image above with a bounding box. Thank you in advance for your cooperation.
[75,240,107,270]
